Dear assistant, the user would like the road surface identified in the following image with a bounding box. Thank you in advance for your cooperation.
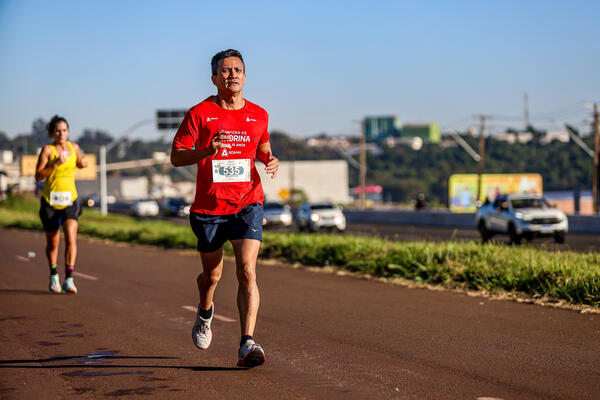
[1,228,598,399]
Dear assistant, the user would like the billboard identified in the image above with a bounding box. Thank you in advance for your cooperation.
[449,173,543,213]
[20,154,97,181]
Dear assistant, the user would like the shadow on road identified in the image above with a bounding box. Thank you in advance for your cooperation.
[0,289,54,295]
[0,353,247,371]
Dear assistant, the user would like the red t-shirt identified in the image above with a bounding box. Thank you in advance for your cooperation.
[172,97,270,215]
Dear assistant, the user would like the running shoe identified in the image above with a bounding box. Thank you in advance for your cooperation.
[49,274,61,293]
[192,303,213,349]
[62,277,77,294]
[237,339,266,367]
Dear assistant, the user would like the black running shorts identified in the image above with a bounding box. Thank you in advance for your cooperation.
[39,196,82,232]
[189,203,264,253]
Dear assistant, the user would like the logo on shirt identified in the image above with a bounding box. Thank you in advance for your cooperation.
[246,117,256,122]
[207,117,218,122]
[221,148,228,157]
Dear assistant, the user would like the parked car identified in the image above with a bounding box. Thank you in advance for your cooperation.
[296,201,346,232]
[161,197,191,217]
[476,194,568,244]
[131,199,160,217]
[263,201,293,227]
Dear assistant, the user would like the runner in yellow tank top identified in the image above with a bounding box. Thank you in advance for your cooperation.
[41,141,78,209]
[35,116,88,294]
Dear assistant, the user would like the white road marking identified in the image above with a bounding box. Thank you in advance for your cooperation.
[73,272,99,281]
[476,397,505,400]
[15,256,31,262]
[182,305,237,322]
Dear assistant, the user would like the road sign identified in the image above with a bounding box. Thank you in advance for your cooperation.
[156,109,187,130]
[278,188,290,201]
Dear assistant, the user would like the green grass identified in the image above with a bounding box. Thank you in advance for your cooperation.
[2,194,599,307]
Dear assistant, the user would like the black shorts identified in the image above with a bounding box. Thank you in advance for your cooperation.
[39,197,82,232]
[189,203,264,253]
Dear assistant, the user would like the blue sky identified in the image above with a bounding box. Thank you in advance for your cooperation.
[0,0,598,140]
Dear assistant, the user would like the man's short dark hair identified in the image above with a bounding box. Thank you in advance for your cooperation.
[211,49,244,76]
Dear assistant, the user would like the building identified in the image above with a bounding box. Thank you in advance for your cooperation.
[257,160,350,204]
[364,116,401,141]
[402,123,441,144]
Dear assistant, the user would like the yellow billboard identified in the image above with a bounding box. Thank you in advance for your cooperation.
[449,173,543,213]
[20,155,38,177]
[20,154,97,181]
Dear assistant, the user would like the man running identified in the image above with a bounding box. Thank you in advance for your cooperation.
[170,49,278,368]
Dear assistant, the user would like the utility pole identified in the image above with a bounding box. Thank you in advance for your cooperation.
[593,103,599,213]
[359,119,367,209]
[473,115,491,205]
[524,92,530,130]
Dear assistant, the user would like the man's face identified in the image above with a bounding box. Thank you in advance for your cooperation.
[212,57,245,94]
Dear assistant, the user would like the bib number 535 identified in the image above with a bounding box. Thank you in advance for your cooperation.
[212,159,251,183]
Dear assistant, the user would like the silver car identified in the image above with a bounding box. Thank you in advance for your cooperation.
[476,194,568,244]
[263,201,293,227]
[131,199,160,217]
[296,201,346,232]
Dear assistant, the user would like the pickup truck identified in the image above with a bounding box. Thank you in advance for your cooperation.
[475,194,568,244]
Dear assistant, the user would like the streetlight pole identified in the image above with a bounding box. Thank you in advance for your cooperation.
[359,119,367,209]
[593,103,599,214]
[99,118,155,216]
[100,145,108,215]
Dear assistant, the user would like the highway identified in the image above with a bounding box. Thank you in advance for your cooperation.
[1,228,599,399]
[342,222,600,253]
[164,215,600,253]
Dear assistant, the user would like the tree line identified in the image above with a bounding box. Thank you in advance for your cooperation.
[1,120,594,205]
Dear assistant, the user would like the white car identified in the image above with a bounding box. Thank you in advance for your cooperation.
[296,201,346,232]
[476,194,568,244]
[131,199,160,217]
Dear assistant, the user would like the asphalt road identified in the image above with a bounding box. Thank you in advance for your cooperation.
[1,228,599,399]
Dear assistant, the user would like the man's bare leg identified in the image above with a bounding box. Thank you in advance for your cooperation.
[192,246,224,350]
[231,238,265,367]
[231,239,261,336]
[198,246,224,310]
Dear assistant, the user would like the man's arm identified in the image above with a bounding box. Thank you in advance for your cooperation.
[257,141,278,178]
[171,131,231,167]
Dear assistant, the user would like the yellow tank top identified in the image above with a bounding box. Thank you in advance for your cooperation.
[42,142,78,209]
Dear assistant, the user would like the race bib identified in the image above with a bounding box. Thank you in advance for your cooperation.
[50,191,73,206]
[212,159,251,183]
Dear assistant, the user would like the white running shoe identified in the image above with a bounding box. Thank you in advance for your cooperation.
[49,274,61,293]
[62,277,77,294]
[192,303,213,349]
[237,339,266,367]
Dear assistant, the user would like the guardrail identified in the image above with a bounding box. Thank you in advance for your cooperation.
[344,210,600,234]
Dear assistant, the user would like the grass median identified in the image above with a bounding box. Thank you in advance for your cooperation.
[1,194,598,308]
